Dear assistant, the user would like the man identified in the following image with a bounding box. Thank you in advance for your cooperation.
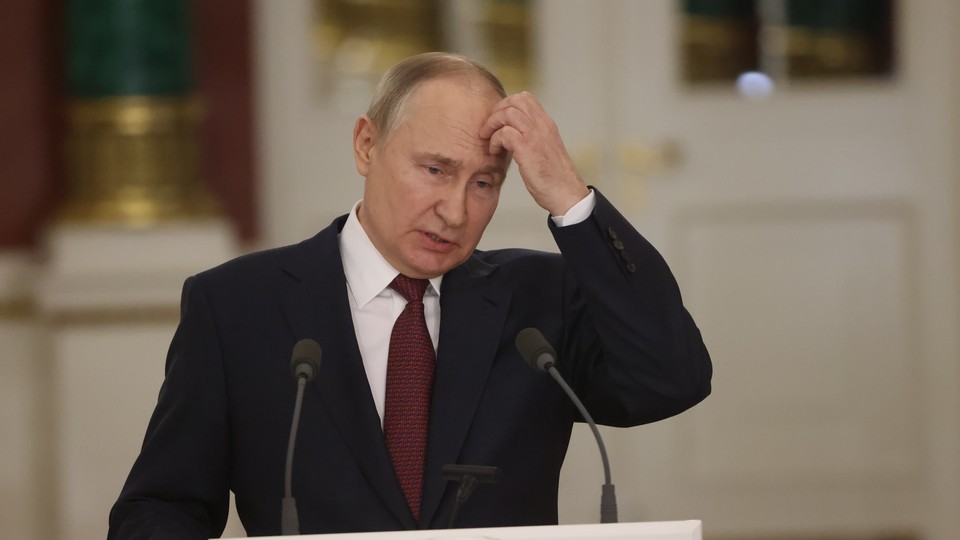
[109,52,711,538]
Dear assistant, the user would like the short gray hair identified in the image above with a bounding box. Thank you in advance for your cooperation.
[367,52,507,138]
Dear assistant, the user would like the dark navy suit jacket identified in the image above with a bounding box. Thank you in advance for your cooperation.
[108,191,711,538]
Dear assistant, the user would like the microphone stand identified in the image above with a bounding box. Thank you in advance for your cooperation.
[441,464,500,528]
[281,374,308,535]
[544,365,618,523]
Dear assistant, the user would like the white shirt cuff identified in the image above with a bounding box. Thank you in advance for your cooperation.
[550,189,596,227]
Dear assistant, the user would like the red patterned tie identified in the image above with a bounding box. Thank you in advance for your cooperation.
[384,274,435,521]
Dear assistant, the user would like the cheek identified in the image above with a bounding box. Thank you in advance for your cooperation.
[467,198,499,233]
[393,168,430,199]
[386,179,436,230]
[380,171,416,204]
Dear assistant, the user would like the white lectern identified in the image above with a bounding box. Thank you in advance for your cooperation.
[221,520,701,540]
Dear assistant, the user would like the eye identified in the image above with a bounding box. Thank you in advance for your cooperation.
[426,166,442,175]
[474,176,500,192]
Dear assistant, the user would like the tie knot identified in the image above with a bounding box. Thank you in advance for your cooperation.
[389,274,429,303]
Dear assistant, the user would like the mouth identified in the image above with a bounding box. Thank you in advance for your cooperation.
[424,232,450,244]
[420,231,458,253]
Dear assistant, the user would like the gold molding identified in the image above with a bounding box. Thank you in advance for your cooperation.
[480,0,533,91]
[682,15,758,82]
[314,0,441,85]
[785,27,879,78]
[43,305,181,327]
[0,297,36,321]
[62,95,218,228]
[0,297,181,326]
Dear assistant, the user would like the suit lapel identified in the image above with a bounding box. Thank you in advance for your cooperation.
[280,219,416,529]
[419,255,512,527]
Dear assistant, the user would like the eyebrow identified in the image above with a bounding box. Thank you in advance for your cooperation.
[416,153,462,169]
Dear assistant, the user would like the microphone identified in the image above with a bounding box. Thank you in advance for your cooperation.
[441,464,500,528]
[281,339,322,535]
[515,328,618,523]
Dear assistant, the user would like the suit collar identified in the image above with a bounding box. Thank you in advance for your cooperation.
[281,216,417,529]
[281,223,509,529]
[419,253,511,527]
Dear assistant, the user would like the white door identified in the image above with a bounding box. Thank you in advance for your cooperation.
[490,2,960,538]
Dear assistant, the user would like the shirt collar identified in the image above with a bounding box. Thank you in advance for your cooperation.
[339,200,443,308]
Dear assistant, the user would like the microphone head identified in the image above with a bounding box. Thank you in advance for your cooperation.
[515,328,557,373]
[290,339,322,382]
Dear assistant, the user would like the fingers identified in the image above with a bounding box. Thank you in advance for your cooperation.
[479,91,588,216]
[480,92,560,161]
[479,92,548,140]
[488,125,523,155]
[480,106,533,140]
[490,91,548,118]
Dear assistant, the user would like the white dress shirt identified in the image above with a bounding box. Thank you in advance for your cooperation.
[338,191,596,426]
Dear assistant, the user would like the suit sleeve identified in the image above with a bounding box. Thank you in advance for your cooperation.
[549,189,712,426]
[108,276,231,540]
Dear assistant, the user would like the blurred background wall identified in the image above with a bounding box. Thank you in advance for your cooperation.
[1,0,958,539]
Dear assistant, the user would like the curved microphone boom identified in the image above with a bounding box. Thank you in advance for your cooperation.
[281,339,322,535]
[515,328,618,523]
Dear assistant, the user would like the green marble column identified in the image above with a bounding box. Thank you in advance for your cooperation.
[63,0,215,226]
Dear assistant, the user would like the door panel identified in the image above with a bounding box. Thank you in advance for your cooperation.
[531,1,960,537]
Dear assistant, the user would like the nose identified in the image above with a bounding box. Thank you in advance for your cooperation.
[435,183,468,228]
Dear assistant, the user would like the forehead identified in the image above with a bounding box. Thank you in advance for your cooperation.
[400,76,500,129]
[391,76,503,159]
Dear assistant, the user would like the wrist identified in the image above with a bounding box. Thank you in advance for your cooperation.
[547,184,591,217]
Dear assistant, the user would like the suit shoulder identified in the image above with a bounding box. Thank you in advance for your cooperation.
[194,242,298,285]
[474,247,565,275]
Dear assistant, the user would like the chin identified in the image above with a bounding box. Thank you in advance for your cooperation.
[410,256,465,278]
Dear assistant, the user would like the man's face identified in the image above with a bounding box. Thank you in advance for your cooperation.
[353,76,508,279]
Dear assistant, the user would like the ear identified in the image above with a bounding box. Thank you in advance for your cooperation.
[353,115,378,177]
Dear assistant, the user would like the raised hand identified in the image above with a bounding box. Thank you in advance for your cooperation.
[479,92,590,216]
